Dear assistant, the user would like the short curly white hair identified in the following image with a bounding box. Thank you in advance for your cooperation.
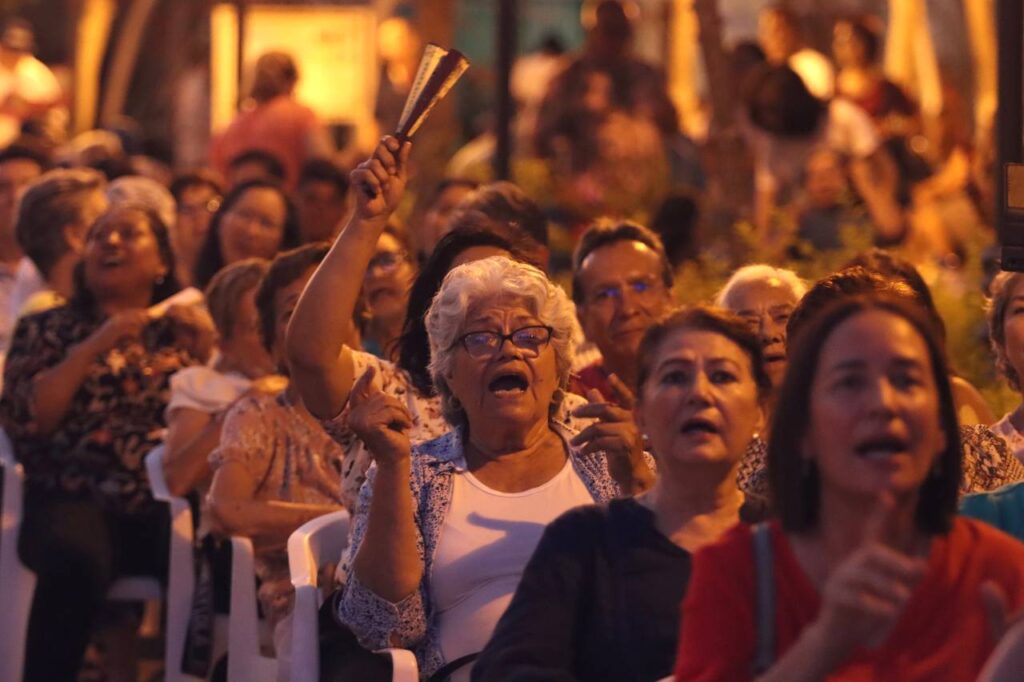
[715,264,807,308]
[426,256,580,429]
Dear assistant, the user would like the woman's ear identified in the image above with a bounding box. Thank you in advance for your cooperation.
[755,404,767,435]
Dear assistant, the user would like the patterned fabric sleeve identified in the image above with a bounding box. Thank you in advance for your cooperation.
[0,311,69,446]
[960,424,1024,493]
[208,394,274,482]
[335,460,430,650]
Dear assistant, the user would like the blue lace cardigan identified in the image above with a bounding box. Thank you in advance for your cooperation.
[335,422,635,676]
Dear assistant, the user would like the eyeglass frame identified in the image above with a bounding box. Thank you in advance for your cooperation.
[452,324,555,359]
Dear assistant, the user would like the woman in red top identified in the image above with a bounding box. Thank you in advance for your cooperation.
[675,294,1024,681]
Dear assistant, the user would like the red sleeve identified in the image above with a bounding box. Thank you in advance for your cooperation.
[675,524,758,682]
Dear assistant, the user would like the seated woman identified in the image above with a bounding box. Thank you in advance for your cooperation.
[207,244,346,649]
[335,256,653,681]
[163,258,279,499]
[1,204,211,682]
[473,306,770,682]
[192,178,302,288]
[288,137,619,507]
[984,271,1024,463]
[675,294,1024,681]
[358,225,416,359]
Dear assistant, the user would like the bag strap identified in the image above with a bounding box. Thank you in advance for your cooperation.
[752,522,776,675]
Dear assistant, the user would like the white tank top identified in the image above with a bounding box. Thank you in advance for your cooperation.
[431,457,594,681]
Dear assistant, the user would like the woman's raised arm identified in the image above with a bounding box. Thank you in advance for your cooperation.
[286,136,411,419]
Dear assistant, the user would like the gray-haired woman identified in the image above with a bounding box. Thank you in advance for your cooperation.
[335,255,652,680]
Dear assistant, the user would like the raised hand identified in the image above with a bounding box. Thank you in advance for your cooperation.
[351,135,411,222]
[570,387,653,495]
[811,493,926,657]
[87,310,151,355]
[347,366,413,466]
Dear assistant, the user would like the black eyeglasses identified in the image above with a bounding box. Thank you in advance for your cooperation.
[454,325,554,359]
[366,250,407,275]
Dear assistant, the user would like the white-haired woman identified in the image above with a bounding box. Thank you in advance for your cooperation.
[334,256,652,681]
[715,263,807,390]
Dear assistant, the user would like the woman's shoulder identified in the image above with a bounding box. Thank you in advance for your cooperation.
[951,516,1024,558]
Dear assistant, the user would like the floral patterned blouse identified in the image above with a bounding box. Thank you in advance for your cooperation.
[335,423,640,678]
[209,389,345,626]
[322,350,597,510]
[0,305,200,513]
[738,425,1024,503]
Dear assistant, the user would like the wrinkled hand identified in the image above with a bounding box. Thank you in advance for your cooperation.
[812,493,926,658]
[88,310,150,354]
[347,366,413,466]
[352,136,411,222]
[570,386,652,496]
[164,303,217,361]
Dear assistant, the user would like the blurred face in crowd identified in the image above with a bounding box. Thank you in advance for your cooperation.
[297,179,347,244]
[176,182,221,262]
[0,156,42,252]
[582,70,614,116]
[272,266,316,371]
[805,149,846,209]
[999,276,1024,390]
[447,297,559,433]
[362,231,415,326]
[721,277,800,389]
[65,189,111,256]
[832,20,870,69]
[576,239,672,378]
[219,187,287,265]
[420,183,475,258]
[83,206,168,298]
[758,9,799,64]
[637,327,763,473]
[802,310,946,501]
[222,283,275,378]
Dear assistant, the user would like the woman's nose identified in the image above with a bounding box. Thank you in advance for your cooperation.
[866,377,897,415]
[687,371,713,404]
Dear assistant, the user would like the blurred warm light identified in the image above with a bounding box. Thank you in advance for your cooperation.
[74,0,115,133]
[210,4,378,150]
[580,0,641,30]
[378,16,418,62]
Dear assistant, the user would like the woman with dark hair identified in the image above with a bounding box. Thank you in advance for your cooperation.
[0,204,214,681]
[192,178,301,288]
[474,306,769,682]
[675,295,1024,681]
[358,225,416,360]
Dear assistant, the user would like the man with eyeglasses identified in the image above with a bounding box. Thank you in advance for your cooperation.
[570,221,674,405]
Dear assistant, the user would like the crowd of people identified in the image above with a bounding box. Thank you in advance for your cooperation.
[0,2,1023,682]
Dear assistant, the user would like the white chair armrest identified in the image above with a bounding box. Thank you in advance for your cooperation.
[381,648,418,682]
[287,509,350,587]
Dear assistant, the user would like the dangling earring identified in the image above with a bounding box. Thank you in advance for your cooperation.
[155,274,166,286]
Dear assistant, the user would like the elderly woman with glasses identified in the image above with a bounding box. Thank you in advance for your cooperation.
[334,255,652,681]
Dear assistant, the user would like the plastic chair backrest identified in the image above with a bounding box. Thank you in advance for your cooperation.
[144,445,205,682]
[228,535,277,682]
[287,510,350,682]
[0,427,35,682]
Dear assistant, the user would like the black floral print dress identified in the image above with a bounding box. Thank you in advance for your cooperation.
[0,304,200,513]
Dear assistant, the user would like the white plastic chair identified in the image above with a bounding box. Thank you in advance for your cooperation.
[145,445,209,682]
[286,510,418,682]
[0,427,36,682]
[0,428,165,682]
[228,535,278,682]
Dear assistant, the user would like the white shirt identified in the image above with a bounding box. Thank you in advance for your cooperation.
[9,256,45,319]
[165,365,252,418]
[431,456,594,681]
[0,55,61,147]
[789,48,835,101]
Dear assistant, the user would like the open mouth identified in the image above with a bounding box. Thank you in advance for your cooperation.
[99,254,126,268]
[488,370,529,396]
[764,352,786,364]
[854,435,908,460]
[680,416,719,436]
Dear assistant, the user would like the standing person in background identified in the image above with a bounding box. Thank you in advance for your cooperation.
[171,170,223,287]
[295,158,349,244]
[11,168,107,316]
[210,51,333,190]
[570,221,674,403]
[0,142,47,350]
[0,19,61,148]
[758,5,834,100]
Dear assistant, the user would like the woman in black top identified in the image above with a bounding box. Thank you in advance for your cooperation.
[473,306,770,682]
